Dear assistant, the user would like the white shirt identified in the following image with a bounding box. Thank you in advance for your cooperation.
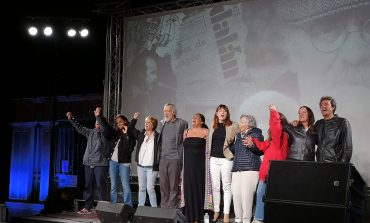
[111,139,120,162]
[138,132,155,167]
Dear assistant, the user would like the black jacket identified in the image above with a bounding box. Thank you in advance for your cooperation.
[129,118,160,171]
[314,115,352,162]
[96,115,136,163]
[283,124,316,161]
[230,127,264,172]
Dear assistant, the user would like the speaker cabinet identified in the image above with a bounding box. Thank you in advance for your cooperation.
[95,201,134,223]
[133,206,186,223]
[264,161,365,223]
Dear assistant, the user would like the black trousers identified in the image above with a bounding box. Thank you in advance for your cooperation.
[83,165,108,209]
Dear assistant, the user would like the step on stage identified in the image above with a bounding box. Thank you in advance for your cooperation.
[12,210,101,223]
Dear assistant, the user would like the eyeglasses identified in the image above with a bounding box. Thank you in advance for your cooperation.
[309,18,370,53]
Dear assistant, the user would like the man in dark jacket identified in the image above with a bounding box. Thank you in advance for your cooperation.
[315,96,352,162]
[66,110,108,214]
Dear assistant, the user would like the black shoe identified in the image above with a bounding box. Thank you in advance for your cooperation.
[211,217,220,223]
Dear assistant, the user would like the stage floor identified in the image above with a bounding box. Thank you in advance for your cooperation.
[12,211,100,223]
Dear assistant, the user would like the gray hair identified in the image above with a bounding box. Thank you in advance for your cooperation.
[240,114,257,128]
[164,103,177,117]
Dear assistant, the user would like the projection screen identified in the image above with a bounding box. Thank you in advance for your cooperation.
[121,0,370,183]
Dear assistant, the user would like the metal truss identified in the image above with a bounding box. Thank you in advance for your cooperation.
[101,0,232,123]
[97,0,232,16]
[103,13,123,124]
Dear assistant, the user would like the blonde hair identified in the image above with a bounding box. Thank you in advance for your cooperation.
[145,116,158,130]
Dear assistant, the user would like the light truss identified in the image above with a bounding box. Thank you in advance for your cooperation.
[103,14,123,124]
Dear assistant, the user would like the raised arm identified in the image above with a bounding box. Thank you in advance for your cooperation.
[269,104,283,142]
[128,112,141,139]
[94,107,115,139]
[66,111,90,137]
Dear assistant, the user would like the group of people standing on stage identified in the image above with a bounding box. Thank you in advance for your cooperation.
[66,95,353,223]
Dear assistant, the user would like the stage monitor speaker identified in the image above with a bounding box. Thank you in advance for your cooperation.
[95,201,134,223]
[265,200,347,223]
[264,160,365,223]
[133,206,186,223]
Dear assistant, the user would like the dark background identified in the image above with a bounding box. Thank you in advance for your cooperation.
[1,0,178,203]
[6,0,179,99]
[8,0,108,98]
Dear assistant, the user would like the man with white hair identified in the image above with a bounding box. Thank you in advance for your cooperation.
[156,103,188,208]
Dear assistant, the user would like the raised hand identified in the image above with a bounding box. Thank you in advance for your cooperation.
[269,104,276,112]
[133,112,140,119]
[94,107,102,117]
[66,112,72,120]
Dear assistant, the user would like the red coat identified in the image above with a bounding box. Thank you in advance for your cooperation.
[253,110,289,182]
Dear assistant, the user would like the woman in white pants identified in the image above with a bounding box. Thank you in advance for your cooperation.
[208,104,239,223]
[230,115,264,223]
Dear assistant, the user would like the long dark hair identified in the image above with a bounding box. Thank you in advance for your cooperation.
[115,114,129,136]
[299,106,315,131]
[212,104,232,129]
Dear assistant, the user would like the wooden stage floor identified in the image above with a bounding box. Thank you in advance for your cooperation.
[12,210,101,223]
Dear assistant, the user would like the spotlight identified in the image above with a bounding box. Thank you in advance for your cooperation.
[28,26,38,36]
[43,26,53,36]
[79,28,89,38]
[67,28,77,37]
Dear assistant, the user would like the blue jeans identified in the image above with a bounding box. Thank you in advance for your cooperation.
[109,160,132,206]
[254,180,266,221]
[137,166,159,207]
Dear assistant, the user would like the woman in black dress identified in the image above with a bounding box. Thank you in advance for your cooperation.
[183,113,209,223]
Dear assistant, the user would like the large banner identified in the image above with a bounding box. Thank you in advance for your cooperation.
[122,0,370,182]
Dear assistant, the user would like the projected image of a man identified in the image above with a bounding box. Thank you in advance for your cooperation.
[123,50,177,122]
[242,0,370,98]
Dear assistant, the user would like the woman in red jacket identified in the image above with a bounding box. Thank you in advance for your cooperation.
[245,104,289,223]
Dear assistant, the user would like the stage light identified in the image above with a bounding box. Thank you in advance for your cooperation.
[25,17,91,40]
[43,26,53,36]
[28,26,38,36]
[67,28,77,37]
[79,28,89,38]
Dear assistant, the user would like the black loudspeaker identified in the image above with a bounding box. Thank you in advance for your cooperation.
[264,161,365,223]
[95,201,134,223]
[133,206,186,223]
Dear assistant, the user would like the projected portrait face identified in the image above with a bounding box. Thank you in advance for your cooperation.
[242,1,370,102]
[123,49,177,123]
[283,6,370,98]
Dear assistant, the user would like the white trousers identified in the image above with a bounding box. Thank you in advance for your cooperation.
[231,171,259,223]
[210,157,233,214]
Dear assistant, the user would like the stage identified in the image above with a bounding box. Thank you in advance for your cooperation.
[12,210,100,223]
